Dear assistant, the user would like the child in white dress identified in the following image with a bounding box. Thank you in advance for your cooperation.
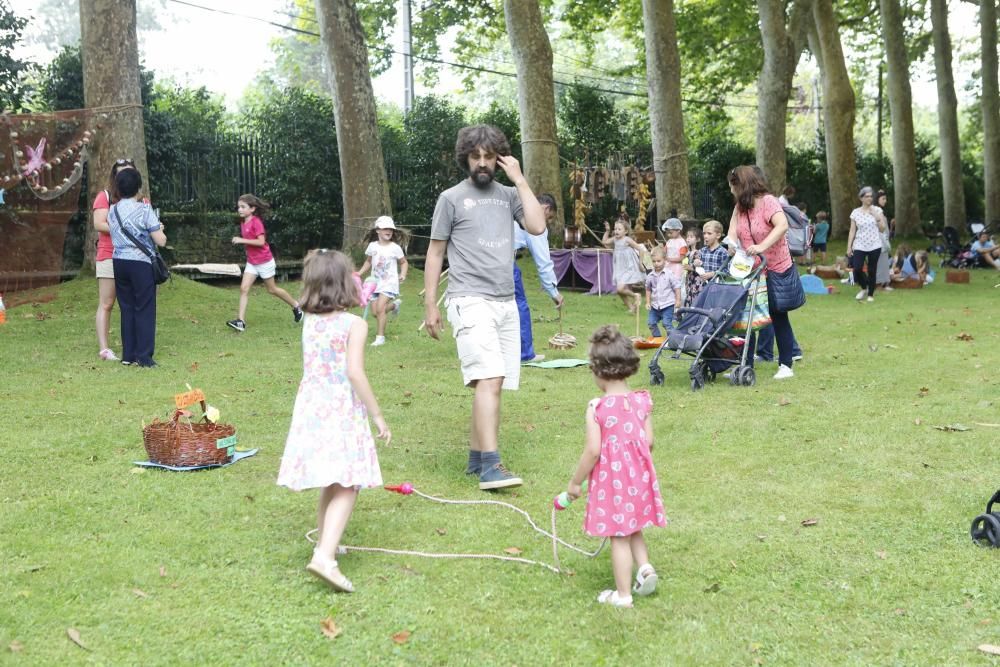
[358,215,409,347]
[277,249,391,593]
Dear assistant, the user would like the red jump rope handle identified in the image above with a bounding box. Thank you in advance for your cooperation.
[385,483,414,495]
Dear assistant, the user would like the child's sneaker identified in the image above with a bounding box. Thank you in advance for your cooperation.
[227,319,246,332]
[99,348,119,361]
[633,564,658,597]
[596,590,633,608]
[855,289,866,301]
[478,463,523,490]
[389,298,402,322]
[371,335,386,347]
[293,306,304,323]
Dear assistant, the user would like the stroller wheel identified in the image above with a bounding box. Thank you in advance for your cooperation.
[729,367,741,386]
[705,367,717,383]
[649,366,664,386]
[691,374,705,391]
[971,512,1000,547]
[739,366,756,387]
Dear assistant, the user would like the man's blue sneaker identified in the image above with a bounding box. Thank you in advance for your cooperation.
[478,463,523,490]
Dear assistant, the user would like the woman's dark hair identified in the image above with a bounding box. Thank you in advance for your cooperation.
[107,159,134,201]
[454,125,511,174]
[588,325,639,380]
[782,185,796,198]
[298,249,359,314]
[115,168,142,198]
[728,165,771,212]
[537,193,557,209]
[238,193,271,218]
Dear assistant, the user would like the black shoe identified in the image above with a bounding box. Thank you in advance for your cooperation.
[227,319,246,332]
[121,359,137,366]
[138,361,158,368]
[293,306,304,323]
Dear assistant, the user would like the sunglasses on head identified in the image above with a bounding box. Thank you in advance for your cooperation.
[115,158,135,166]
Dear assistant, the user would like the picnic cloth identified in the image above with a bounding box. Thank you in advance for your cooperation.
[800,274,828,294]
[134,448,258,471]
[522,358,589,369]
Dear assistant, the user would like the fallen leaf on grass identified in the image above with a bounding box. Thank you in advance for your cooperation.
[503,547,523,555]
[933,423,971,432]
[756,535,767,542]
[435,528,447,536]
[66,628,88,650]
[217,352,233,358]
[917,387,930,397]
[189,362,199,372]
[777,514,786,522]
[914,418,922,425]
[956,332,974,342]
[703,582,721,593]
[320,618,342,640]
[130,467,145,475]
[132,588,149,598]
[875,550,887,560]
[26,564,44,573]
[159,565,167,577]
[391,630,412,644]
[403,391,412,398]
[883,344,899,349]
[800,518,819,527]
[979,644,1000,656]
[523,423,536,432]
[9,641,23,653]
[868,344,879,352]
[777,397,791,406]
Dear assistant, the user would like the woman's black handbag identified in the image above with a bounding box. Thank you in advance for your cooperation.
[112,204,170,284]
[767,265,805,312]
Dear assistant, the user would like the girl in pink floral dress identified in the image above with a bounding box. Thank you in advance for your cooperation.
[566,325,667,608]
[278,249,391,594]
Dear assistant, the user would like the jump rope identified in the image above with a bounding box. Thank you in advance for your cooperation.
[305,482,604,574]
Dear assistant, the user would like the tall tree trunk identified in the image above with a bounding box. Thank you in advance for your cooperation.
[880,0,920,235]
[756,0,811,191]
[981,0,1000,227]
[504,0,564,237]
[314,0,390,249]
[79,0,148,271]
[810,0,857,238]
[642,0,692,220]
[930,0,965,229]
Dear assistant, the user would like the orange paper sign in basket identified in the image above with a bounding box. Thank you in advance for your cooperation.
[174,389,206,409]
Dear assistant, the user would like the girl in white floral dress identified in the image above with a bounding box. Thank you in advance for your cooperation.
[277,249,391,593]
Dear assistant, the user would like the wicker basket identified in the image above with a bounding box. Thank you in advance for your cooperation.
[143,411,236,467]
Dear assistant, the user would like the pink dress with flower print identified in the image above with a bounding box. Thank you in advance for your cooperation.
[277,312,382,491]
[583,390,667,537]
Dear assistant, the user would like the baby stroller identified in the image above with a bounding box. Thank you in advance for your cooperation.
[649,257,767,391]
[939,226,977,269]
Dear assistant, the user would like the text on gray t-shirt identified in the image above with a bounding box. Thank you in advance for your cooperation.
[430,179,525,300]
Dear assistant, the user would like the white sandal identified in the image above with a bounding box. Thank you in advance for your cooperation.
[306,555,354,593]
[596,590,633,608]
[633,563,658,597]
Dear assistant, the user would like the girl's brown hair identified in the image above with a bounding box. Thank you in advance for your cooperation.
[588,325,640,380]
[298,249,359,314]
[363,223,411,249]
[727,165,771,213]
[238,193,271,218]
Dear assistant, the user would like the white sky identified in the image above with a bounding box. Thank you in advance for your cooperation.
[6,0,984,111]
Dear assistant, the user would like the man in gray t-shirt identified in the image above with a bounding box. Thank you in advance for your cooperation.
[424,125,546,491]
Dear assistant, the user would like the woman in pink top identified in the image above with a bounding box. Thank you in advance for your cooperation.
[725,165,798,380]
[91,158,138,361]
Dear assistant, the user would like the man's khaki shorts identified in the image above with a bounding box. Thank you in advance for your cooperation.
[446,296,520,390]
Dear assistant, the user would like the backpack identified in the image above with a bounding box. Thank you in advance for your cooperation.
[782,204,808,257]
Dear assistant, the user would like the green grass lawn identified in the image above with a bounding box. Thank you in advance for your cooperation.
[2,257,1000,665]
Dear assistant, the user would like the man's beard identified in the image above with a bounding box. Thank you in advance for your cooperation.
[471,167,495,188]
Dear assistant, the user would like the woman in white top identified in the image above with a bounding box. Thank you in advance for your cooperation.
[846,186,887,303]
